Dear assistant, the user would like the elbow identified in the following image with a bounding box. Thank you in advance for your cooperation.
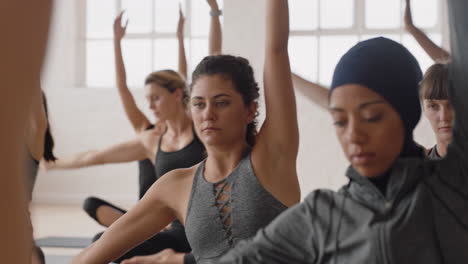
[438,53,452,64]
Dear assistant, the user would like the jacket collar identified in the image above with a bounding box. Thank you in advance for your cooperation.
[343,157,425,210]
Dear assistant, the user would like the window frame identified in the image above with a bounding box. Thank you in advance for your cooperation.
[289,0,447,85]
[77,0,220,89]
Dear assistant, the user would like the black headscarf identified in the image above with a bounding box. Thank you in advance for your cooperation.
[330,37,424,158]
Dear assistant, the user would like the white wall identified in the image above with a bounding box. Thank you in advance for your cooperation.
[36,0,144,206]
[35,0,438,205]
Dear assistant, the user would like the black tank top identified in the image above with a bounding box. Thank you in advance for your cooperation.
[155,129,205,230]
[138,159,157,199]
[25,152,39,201]
[155,132,205,179]
[137,124,158,199]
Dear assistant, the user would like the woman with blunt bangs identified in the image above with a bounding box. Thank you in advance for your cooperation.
[419,63,454,159]
[292,0,454,161]
[293,63,455,161]
[218,3,468,262]
[72,0,300,263]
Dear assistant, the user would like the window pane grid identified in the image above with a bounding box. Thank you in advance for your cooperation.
[84,0,217,88]
[83,0,442,88]
[288,0,443,86]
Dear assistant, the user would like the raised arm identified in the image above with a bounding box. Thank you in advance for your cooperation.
[259,0,298,156]
[41,138,147,171]
[177,6,188,79]
[113,12,152,133]
[292,73,329,109]
[404,0,451,63]
[207,0,222,55]
[252,0,300,206]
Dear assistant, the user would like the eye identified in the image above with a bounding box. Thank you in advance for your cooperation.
[426,102,439,110]
[192,102,205,109]
[333,119,347,127]
[216,100,230,107]
[365,114,383,123]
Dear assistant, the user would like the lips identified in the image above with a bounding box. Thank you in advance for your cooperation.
[438,126,452,132]
[202,127,221,132]
[351,152,376,165]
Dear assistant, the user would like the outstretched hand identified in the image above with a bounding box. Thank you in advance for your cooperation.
[177,4,185,39]
[404,0,414,30]
[114,11,129,41]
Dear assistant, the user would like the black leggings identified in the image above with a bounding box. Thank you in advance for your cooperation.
[83,197,195,264]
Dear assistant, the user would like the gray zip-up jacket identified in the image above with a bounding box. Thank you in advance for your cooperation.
[217,1,468,263]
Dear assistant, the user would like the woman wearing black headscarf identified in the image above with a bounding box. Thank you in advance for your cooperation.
[218,1,468,261]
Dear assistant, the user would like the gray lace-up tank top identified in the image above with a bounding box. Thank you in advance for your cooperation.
[184,150,287,263]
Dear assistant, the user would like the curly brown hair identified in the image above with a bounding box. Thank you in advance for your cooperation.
[191,55,260,146]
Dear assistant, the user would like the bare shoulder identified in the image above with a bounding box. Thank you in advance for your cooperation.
[137,122,167,161]
[159,164,199,186]
[148,163,201,223]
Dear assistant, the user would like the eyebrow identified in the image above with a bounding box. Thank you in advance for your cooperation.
[329,100,385,112]
[191,94,232,100]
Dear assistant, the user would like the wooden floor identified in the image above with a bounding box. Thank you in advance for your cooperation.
[31,204,105,262]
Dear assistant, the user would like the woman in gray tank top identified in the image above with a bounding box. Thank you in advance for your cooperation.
[72,1,300,263]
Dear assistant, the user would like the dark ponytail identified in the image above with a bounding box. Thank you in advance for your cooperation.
[42,92,56,162]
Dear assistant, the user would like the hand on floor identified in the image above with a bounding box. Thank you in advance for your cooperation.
[121,249,185,264]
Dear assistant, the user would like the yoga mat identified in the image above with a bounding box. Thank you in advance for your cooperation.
[45,255,74,264]
[35,236,93,248]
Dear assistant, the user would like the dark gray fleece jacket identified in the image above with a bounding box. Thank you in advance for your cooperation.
[217,1,468,263]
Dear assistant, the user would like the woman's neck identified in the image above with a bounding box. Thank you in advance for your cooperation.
[204,141,250,182]
[436,139,449,157]
[165,107,192,137]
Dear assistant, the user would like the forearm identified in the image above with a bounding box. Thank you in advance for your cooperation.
[73,190,175,263]
[51,151,101,169]
[208,4,222,55]
[178,36,188,79]
[114,39,129,89]
[266,0,289,54]
[113,38,150,132]
[113,39,137,108]
[407,25,451,62]
[292,73,328,109]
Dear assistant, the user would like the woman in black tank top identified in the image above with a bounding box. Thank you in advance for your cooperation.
[26,89,57,264]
